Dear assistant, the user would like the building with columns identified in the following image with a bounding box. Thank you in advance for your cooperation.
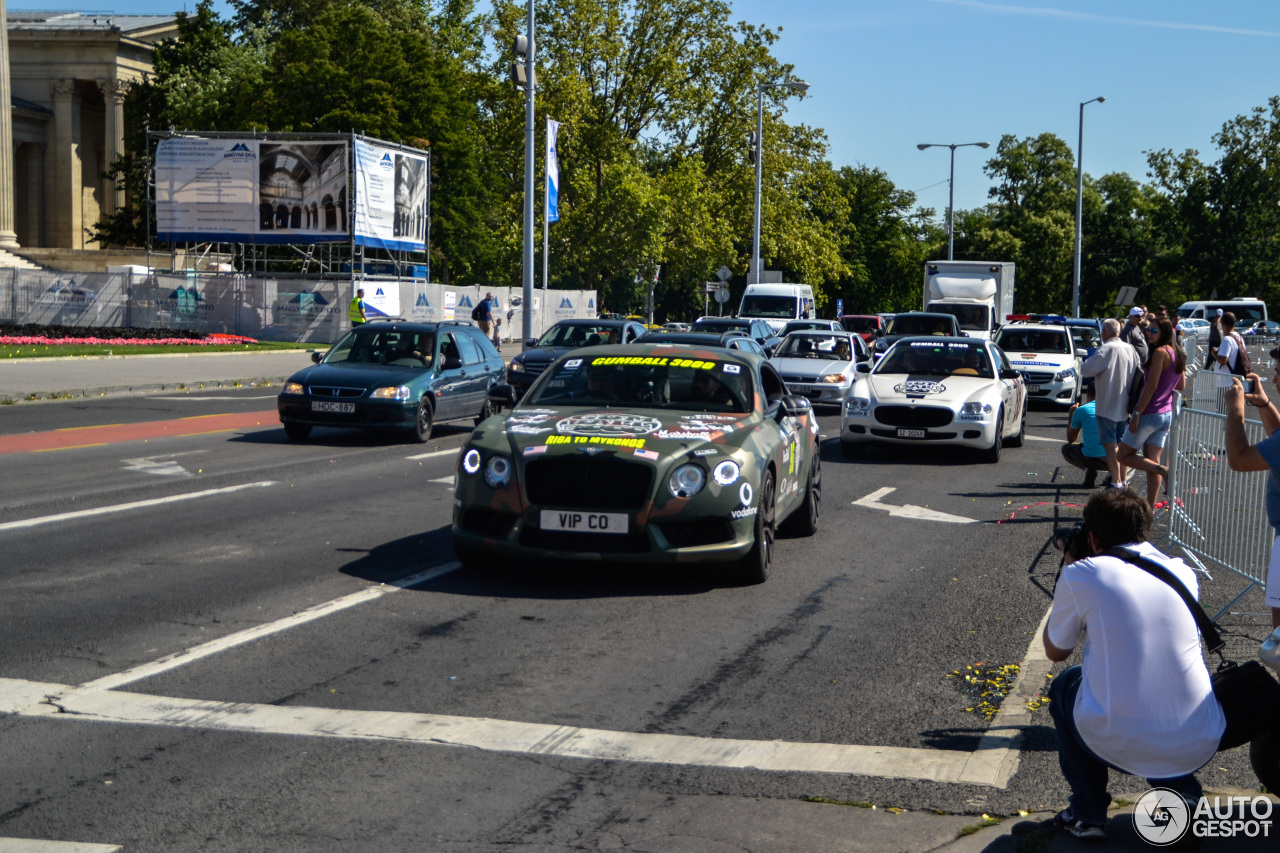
[8,12,177,250]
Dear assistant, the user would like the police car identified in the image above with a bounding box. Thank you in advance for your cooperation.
[992,315,1081,407]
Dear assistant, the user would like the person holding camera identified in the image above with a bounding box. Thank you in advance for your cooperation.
[1014,488,1225,842]
[1223,349,1280,630]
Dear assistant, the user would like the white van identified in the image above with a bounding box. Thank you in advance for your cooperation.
[737,283,816,333]
[1177,298,1268,324]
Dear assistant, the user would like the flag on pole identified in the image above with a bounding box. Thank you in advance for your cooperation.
[546,119,560,223]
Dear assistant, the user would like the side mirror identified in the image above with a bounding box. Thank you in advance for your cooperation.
[874,328,884,338]
[856,362,872,374]
[487,384,518,410]
[525,338,538,349]
[777,394,812,420]
[1000,368,1020,380]
[443,355,463,370]
[311,352,322,364]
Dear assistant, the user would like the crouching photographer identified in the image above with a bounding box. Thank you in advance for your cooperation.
[1018,488,1280,845]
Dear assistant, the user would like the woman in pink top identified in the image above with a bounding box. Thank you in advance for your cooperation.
[1118,318,1186,506]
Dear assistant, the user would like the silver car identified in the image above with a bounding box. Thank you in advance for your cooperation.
[770,331,869,407]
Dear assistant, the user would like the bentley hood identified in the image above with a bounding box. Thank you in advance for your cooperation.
[495,407,754,462]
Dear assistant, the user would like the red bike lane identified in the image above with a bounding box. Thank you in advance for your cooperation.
[0,411,279,455]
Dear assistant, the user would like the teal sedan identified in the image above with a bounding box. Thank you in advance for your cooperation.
[277,320,504,442]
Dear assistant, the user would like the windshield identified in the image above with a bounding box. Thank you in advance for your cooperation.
[324,328,434,367]
[692,319,749,333]
[933,304,990,332]
[536,323,621,348]
[776,334,854,361]
[526,355,752,413]
[995,329,1071,354]
[876,340,994,378]
[1069,326,1100,349]
[739,294,798,318]
[886,315,955,336]
[841,317,877,332]
[781,321,829,335]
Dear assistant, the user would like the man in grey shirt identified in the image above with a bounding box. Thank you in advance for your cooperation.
[1121,306,1149,367]
[1082,318,1141,488]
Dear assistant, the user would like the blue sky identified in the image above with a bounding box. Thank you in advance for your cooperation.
[14,0,1280,217]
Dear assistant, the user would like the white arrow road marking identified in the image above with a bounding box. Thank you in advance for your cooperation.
[852,487,979,524]
[121,450,206,477]
[0,839,121,852]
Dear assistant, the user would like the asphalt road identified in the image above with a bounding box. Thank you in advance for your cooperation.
[0,392,1274,851]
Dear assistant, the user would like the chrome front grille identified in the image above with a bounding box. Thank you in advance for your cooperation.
[307,385,366,398]
[1021,372,1055,384]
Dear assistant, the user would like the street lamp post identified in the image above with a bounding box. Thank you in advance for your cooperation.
[1073,96,1105,319]
[916,141,990,261]
[521,1,536,348]
[751,77,809,283]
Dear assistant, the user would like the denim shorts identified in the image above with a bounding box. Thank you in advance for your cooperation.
[1123,410,1174,450]
[1095,416,1128,446]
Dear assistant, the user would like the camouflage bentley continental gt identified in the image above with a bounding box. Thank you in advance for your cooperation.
[451,344,822,584]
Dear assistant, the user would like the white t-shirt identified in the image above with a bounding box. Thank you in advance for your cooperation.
[1213,334,1240,387]
[1046,542,1225,778]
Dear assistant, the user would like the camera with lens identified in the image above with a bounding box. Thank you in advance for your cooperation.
[1053,521,1094,563]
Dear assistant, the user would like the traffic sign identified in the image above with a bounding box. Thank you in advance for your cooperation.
[836,298,844,317]
[716,266,732,282]
[714,286,731,304]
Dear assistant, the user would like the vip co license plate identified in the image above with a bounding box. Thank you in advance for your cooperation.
[540,510,629,534]
[311,400,355,413]
[896,428,926,439]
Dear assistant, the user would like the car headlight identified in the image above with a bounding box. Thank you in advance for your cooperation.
[668,463,706,498]
[370,385,411,400]
[283,382,305,395]
[462,449,481,474]
[508,360,524,373]
[483,455,511,488]
[1055,369,1075,383]
[960,402,993,420]
[846,398,871,417]
[820,373,846,383]
[712,460,740,485]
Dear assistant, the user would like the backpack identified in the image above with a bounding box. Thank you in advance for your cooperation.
[471,301,484,321]
[1229,332,1252,376]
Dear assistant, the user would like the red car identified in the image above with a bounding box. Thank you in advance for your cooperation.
[839,314,883,343]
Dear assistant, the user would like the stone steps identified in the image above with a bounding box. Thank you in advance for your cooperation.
[0,249,43,270]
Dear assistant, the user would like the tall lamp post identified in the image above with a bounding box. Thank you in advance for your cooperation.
[751,77,809,283]
[1073,96,1105,319]
[916,141,990,261]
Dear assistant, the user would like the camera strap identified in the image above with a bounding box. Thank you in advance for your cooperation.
[1103,547,1225,655]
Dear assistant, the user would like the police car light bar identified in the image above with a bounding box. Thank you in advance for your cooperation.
[1005,313,1069,324]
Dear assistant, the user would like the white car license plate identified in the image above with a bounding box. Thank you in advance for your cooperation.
[896,428,926,439]
[1026,385,1041,393]
[540,510,628,534]
[790,384,812,393]
[312,400,355,413]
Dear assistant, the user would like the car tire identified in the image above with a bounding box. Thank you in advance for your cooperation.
[1005,401,1027,448]
[284,422,312,442]
[781,451,820,537]
[475,395,494,426]
[979,408,1003,464]
[454,539,489,572]
[411,398,434,443]
[734,469,776,585]
[1250,728,1280,796]
[841,440,863,459]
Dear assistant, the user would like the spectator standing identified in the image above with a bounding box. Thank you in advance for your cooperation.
[1206,308,1223,369]
[348,288,367,327]
[475,291,495,337]
[1117,318,1185,507]
[1061,383,1108,487]
[1122,307,1150,367]
[1222,352,1280,629]
[1013,489,1226,842]
[1082,319,1141,489]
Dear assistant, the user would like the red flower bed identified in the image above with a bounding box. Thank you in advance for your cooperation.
[0,332,259,346]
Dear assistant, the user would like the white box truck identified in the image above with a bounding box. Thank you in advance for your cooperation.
[922,261,1015,341]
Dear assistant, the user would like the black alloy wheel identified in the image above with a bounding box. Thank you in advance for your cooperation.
[475,395,495,426]
[412,398,434,443]
[781,450,821,537]
[736,469,776,585]
[979,407,1003,464]
[1005,401,1027,448]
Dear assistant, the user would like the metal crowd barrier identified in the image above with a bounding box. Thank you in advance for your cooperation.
[1165,403,1272,621]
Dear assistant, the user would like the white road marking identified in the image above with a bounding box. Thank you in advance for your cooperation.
[80,561,463,691]
[852,487,979,524]
[406,448,460,461]
[2,676,1011,787]
[0,839,121,852]
[0,482,278,533]
[1023,434,1059,443]
[429,475,457,487]
[122,452,206,477]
